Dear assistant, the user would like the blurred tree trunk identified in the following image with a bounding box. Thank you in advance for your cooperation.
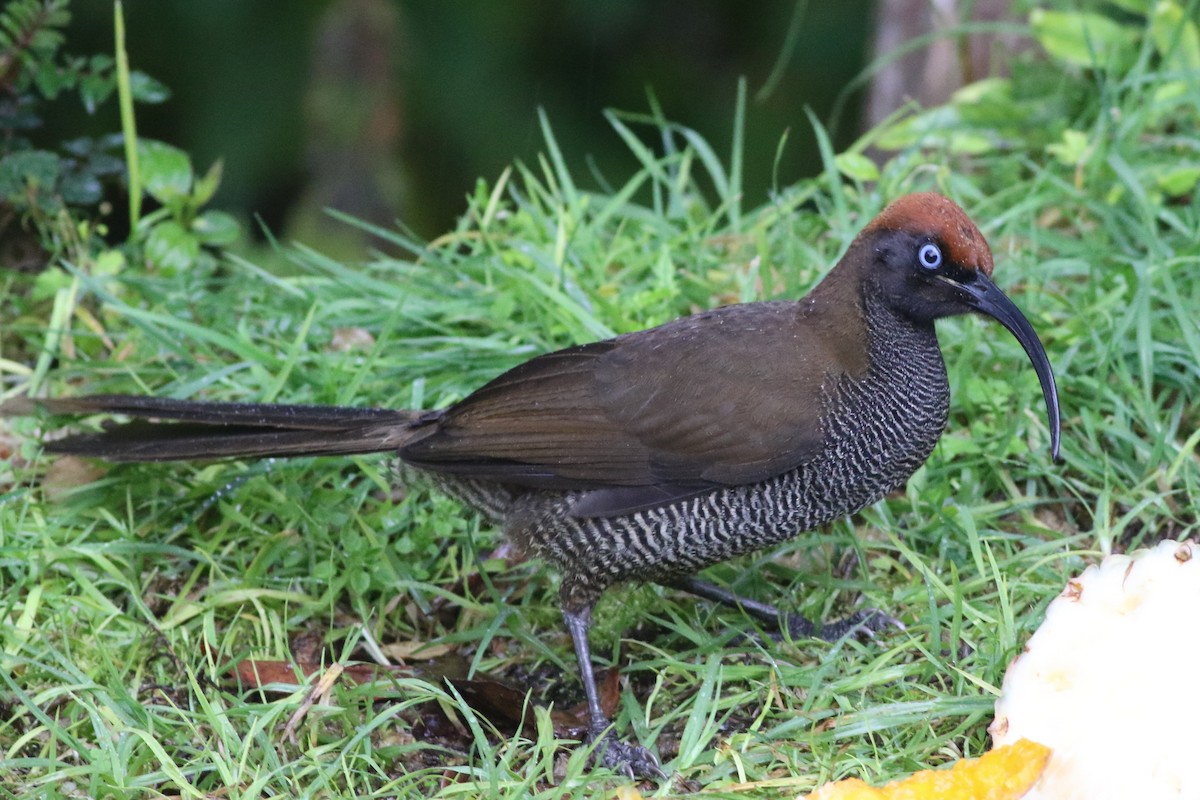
[866,0,1025,128]
[289,0,408,258]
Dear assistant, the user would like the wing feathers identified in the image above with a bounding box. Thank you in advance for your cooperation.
[400,302,843,495]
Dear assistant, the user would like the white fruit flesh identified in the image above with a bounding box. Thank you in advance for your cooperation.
[991,539,1200,799]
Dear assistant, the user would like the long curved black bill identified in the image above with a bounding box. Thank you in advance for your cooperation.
[944,271,1062,461]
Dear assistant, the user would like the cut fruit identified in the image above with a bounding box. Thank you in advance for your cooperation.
[805,738,1050,799]
[991,539,1200,799]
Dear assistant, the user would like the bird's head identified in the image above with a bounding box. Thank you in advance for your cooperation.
[859,192,1061,459]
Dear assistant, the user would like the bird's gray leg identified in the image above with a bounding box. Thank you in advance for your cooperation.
[668,576,901,641]
[561,588,664,779]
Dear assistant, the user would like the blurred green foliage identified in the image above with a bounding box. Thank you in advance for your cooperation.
[0,0,160,265]
[49,1,874,240]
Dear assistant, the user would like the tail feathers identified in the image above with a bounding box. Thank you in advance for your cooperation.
[4,394,432,462]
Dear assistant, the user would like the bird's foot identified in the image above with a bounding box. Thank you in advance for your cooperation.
[589,728,666,780]
[783,607,905,642]
[671,578,902,645]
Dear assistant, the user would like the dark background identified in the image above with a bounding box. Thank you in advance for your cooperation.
[52,1,875,246]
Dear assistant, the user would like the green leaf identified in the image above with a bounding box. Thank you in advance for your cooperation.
[945,131,994,155]
[874,105,997,155]
[31,266,72,303]
[0,150,61,199]
[144,219,199,273]
[192,159,223,207]
[128,70,170,103]
[875,106,960,151]
[78,55,116,113]
[1046,129,1092,166]
[1104,0,1153,12]
[834,152,880,182]
[191,210,239,246]
[93,249,126,277]
[78,73,115,114]
[58,170,102,206]
[1150,2,1200,73]
[32,62,72,99]
[137,139,193,205]
[1154,165,1200,197]
[1153,80,1192,104]
[1030,9,1138,69]
[949,77,1012,105]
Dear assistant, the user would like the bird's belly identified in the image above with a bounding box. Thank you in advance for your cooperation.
[504,370,949,589]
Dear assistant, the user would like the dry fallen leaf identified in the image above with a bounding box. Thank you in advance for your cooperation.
[380,640,455,661]
[42,455,107,500]
[231,651,622,741]
[283,662,345,742]
[329,327,375,352]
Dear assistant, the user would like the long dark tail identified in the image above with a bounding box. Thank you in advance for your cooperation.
[2,394,434,462]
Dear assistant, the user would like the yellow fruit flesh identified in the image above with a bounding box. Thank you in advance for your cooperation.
[806,739,1050,800]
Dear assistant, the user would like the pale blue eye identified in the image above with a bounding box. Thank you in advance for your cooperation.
[918,243,942,270]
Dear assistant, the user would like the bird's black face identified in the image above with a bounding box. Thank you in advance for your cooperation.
[873,229,984,322]
[872,230,1062,459]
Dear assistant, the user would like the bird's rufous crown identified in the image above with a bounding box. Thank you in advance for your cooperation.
[867,192,994,276]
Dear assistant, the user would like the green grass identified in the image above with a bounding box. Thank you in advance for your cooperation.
[3,10,1199,799]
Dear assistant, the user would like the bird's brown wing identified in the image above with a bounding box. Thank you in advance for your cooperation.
[399,302,851,513]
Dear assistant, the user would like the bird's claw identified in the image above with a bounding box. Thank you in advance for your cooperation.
[787,607,905,642]
[591,729,666,780]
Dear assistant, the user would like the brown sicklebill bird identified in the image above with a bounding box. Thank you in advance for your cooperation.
[5,193,1061,778]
